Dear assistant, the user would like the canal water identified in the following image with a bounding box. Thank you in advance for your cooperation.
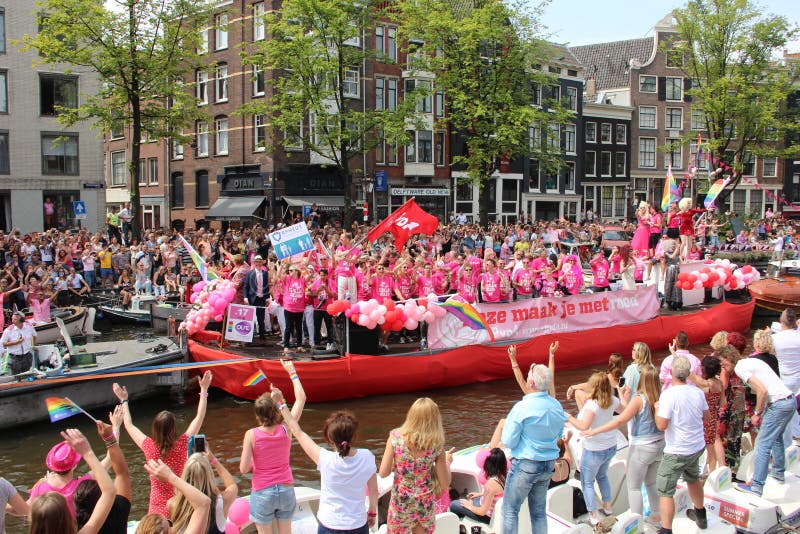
[0,316,768,530]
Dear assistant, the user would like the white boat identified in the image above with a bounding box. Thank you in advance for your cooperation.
[99,294,160,324]
[29,306,100,344]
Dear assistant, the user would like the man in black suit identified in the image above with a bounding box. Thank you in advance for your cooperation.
[243,255,269,341]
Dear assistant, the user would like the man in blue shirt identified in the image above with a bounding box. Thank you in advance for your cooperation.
[501,363,566,534]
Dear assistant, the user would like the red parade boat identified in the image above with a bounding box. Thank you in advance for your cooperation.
[188,288,754,403]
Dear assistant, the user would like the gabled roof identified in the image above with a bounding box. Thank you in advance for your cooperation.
[545,42,583,71]
[569,37,654,90]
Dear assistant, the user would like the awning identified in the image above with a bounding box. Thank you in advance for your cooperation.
[205,196,265,221]
[282,196,344,208]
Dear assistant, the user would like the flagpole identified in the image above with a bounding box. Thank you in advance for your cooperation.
[64,397,98,423]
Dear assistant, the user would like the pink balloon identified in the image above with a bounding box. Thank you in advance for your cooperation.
[227,497,250,527]
[423,310,435,323]
[192,281,206,293]
[225,520,240,534]
[405,319,419,330]
[214,314,223,322]
[357,315,369,327]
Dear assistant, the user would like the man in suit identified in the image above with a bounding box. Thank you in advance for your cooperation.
[243,255,269,341]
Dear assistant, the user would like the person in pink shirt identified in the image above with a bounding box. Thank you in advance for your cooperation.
[455,265,478,303]
[539,267,558,297]
[241,361,306,534]
[415,263,436,298]
[479,259,502,303]
[530,249,550,293]
[608,246,621,276]
[334,233,360,302]
[371,264,395,301]
[659,331,703,390]
[356,261,372,301]
[281,265,307,354]
[466,250,483,285]
[512,257,534,299]
[432,263,450,295]
[309,268,336,351]
[498,262,513,302]
[558,255,583,295]
[393,261,414,302]
[590,252,610,291]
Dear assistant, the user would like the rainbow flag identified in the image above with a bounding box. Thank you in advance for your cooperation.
[178,234,217,282]
[243,370,267,387]
[704,176,730,208]
[439,298,495,342]
[45,397,81,423]
[661,164,679,211]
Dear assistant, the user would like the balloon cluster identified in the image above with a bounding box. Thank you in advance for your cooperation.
[327,295,447,331]
[224,497,250,534]
[675,259,760,291]
[180,278,237,335]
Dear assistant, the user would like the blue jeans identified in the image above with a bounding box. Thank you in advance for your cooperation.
[781,375,800,446]
[450,497,490,524]
[502,458,555,534]
[753,397,796,489]
[580,446,616,512]
[83,269,96,288]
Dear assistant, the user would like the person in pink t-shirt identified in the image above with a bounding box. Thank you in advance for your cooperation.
[393,261,414,301]
[415,264,436,298]
[558,255,583,295]
[479,260,502,303]
[281,265,307,354]
[455,265,478,303]
[512,257,535,299]
[241,361,307,534]
[590,252,610,291]
[356,261,372,301]
[334,233,360,303]
[371,264,395,301]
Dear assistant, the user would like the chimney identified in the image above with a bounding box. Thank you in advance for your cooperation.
[585,77,597,102]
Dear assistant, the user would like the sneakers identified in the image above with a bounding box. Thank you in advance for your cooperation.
[686,507,708,529]
[769,473,786,484]
[734,482,763,497]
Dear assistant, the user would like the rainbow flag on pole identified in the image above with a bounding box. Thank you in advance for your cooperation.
[439,298,495,342]
[178,234,217,282]
[45,397,82,423]
[243,370,267,387]
[661,164,679,211]
[704,176,731,208]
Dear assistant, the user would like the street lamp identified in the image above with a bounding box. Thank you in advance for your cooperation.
[361,174,375,223]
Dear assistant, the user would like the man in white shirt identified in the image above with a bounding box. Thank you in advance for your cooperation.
[119,202,132,245]
[1,313,36,375]
[659,331,702,390]
[718,347,796,497]
[773,307,800,445]
[655,355,709,531]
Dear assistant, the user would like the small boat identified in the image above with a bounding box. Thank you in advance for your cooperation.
[0,321,185,429]
[188,297,755,403]
[748,260,800,315]
[151,302,192,334]
[28,306,100,345]
[98,294,160,324]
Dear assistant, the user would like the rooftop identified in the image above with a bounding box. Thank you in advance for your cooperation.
[569,37,654,90]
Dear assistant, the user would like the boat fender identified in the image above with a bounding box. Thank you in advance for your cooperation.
[705,466,732,492]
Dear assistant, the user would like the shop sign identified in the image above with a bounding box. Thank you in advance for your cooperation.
[392,187,450,197]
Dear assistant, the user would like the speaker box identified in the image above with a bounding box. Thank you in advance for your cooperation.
[335,318,380,355]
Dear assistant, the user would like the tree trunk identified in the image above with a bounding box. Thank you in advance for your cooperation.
[478,178,492,228]
[341,167,354,231]
[128,3,142,240]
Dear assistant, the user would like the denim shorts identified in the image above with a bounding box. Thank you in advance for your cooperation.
[249,484,296,524]
[100,268,114,278]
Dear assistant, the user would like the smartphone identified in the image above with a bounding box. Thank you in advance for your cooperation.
[618,377,626,388]
[188,434,206,455]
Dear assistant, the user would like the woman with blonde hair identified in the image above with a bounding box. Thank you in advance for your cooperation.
[379,398,454,534]
[709,331,728,351]
[567,372,622,525]
[135,460,210,534]
[621,342,653,395]
[167,449,237,534]
[567,353,624,410]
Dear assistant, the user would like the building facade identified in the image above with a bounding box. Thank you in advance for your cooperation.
[0,1,105,233]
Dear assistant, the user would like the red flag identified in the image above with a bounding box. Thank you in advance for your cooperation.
[366,199,439,250]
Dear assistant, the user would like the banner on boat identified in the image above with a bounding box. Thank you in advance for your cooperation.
[225,304,256,342]
[427,286,660,349]
[268,223,314,260]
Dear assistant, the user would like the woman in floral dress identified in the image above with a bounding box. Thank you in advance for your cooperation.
[715,344,747,478]
[379,398,453,533]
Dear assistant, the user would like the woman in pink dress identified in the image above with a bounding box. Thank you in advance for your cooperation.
[630,202,652,256]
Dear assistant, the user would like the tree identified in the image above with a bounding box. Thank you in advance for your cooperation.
[672,0,800,205]
[22,0,209,238]
[242,0,416,228]
[397,0,572,226]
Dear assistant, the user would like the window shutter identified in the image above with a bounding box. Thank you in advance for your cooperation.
[684,78,692,102]
[657,77,666,101]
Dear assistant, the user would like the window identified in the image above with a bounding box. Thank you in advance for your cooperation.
[0,8,5,54]
[547,86,561,105]
[253,3,265,41]
[110,117,124,139]
[614,152,626,176]
[0,70,6,113]
[387,27,397,61]
[665,138,682,169]
[585,151,596,176]
[690,108,705,131]
[386,139,397,165]
[531,83,540,106]
[196,171,209,207]
[42,133,78,175]
[375,26,384,56]
[689,141,708,170]
[600,151,612,176]
[435,91,444,118]
[417,130,432,163]
[749,189,763,217]
[387,79,397,111]
[435,131,445,166]
[172,139,184,160]
[215,117,228,155]
[639,137,656,168]
[215,14,228,50]
[171,172,184,208]
[254,115,266,151]
[742,152,755,176]
[196,70,208,104]
[564,124,576,153]
[763,157,777,177]
[405,130,416,162]
[375,130,385,164]
[215,64,228,102]
[639,75,656,93]
[565,162,575,191]
[285,121,303,150]
[195,121,209,157]
[666,77,682,100]
[665,107,683,130]
[148,157,158,184]
[666,48,683,68]
[585,122,596,143]
[529,126,541,150]
[375,77,384,111]
[733,189,746,214]
[0,131,7,174]
[253,66,265,96]
[406,79,431,113]
[502,179,517,213]
[614,124,626,144]
[343,69,359,98]
[40,74,78,115]
[547,123,560,150]
[600,123,611,143]
[566,86,578,111]
[138,158,147,185]
[198,29,208,54]
[639,106,656,129]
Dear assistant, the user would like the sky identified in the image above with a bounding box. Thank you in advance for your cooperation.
[539,0,800,48]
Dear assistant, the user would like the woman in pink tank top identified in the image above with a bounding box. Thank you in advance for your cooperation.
[240,360,307,534]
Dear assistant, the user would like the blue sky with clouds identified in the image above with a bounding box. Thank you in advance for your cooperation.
[540,0,799,48]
